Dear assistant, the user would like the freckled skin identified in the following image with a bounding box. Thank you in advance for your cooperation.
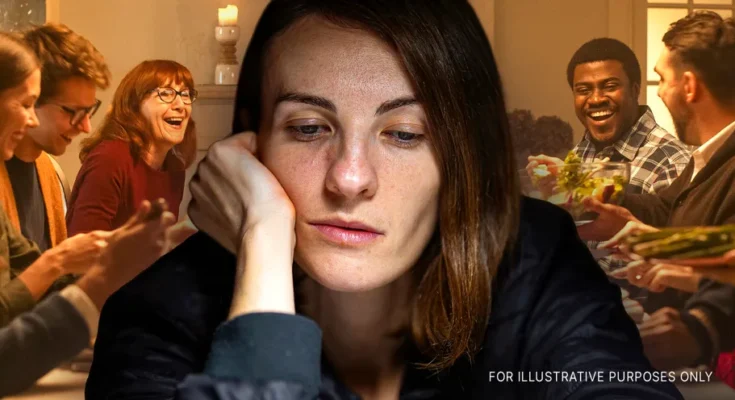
[257,17,441,292]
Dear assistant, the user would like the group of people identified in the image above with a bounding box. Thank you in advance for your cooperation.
[0,0,732,399]
[529,10,735,389]
[0,22,197,394]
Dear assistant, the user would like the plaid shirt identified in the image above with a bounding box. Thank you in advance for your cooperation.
[573,106,692,195]
[574,106,692,271]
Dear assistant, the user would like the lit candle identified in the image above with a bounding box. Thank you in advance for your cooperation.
[218,5,238,26]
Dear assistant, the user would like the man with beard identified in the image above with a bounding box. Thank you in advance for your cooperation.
[579,11,735,372]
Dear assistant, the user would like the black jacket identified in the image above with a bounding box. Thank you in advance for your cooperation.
[623,128,735,360]
[85,198,682,399]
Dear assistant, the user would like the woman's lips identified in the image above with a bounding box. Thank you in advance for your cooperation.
[311,224,383,246]
[8,131,25,144]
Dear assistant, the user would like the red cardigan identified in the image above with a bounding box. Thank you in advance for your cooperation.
[66,140,185,235]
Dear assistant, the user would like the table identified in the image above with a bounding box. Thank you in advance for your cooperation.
[676,380,734,399]
[5,369,86,400]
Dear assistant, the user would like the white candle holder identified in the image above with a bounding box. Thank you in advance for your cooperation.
[214,26,240,85]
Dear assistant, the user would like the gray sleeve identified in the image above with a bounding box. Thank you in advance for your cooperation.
[0,293,90,396]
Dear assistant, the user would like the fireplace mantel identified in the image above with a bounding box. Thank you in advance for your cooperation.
[197,84,237,101]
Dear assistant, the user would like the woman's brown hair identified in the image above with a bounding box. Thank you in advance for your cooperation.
[79,60,197,169]
[0,32,39,94]
[233,0,520,371]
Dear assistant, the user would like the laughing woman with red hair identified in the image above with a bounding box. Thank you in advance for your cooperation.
[66,60,198,235]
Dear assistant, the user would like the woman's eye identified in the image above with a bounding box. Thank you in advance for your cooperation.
[385,130,423,148]
[286,124,330,139]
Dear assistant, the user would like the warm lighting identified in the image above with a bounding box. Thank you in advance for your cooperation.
[214,5,240,85]
[218,5,238,27]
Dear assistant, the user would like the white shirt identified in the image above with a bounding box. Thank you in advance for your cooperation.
[691,120,735,182]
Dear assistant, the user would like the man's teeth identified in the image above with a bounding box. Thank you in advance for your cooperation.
[590,111,613,118]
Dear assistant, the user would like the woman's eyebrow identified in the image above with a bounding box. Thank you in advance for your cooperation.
[274,92,418,116]
[375,97,418,116]
[275,92,336,113]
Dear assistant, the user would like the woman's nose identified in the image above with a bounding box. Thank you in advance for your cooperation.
[325,142,378,201]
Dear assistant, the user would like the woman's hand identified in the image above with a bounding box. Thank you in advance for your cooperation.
[526,154,563,176]
[611,260,702,293]
[526,155,563,198]
[44,230,109,275]
[576,198,643,242]
[164,219,198,253]
[188,132,295,254]
[187,132,297,317]
[19,230,109,301]
[76,199,176,309]
[600,220,659,250]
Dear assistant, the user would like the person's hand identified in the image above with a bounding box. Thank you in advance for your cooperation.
[164,219,198,252]
[526,155,563,198]
[188,132,297,316]
[639,307,701,370]
[611,260,702,293]
[576,197,641,241]
[187,131,295,255]
[636,249,735,286]
[526,154,564,176]
[600,220,658,250]
[76,199,176,309]
[45,230,109,275]
[100,199,176,273]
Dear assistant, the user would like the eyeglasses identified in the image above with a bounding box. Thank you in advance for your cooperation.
[46,99,102,126]
[151,87,198,105]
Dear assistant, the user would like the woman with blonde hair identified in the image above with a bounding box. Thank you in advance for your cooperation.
[66,60,197,234]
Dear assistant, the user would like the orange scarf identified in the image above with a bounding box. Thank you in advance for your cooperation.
[0,153,67,247]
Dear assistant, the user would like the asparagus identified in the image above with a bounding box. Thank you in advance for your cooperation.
[624,225,735,259]
[669,242,735,260]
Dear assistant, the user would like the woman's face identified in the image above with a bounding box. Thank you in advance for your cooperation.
[140,81,192,148]
[0,68,41,160]
[258,17,441,292]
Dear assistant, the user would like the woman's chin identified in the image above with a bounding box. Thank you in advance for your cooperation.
[2,145,13,160]
[296,257,402,293]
